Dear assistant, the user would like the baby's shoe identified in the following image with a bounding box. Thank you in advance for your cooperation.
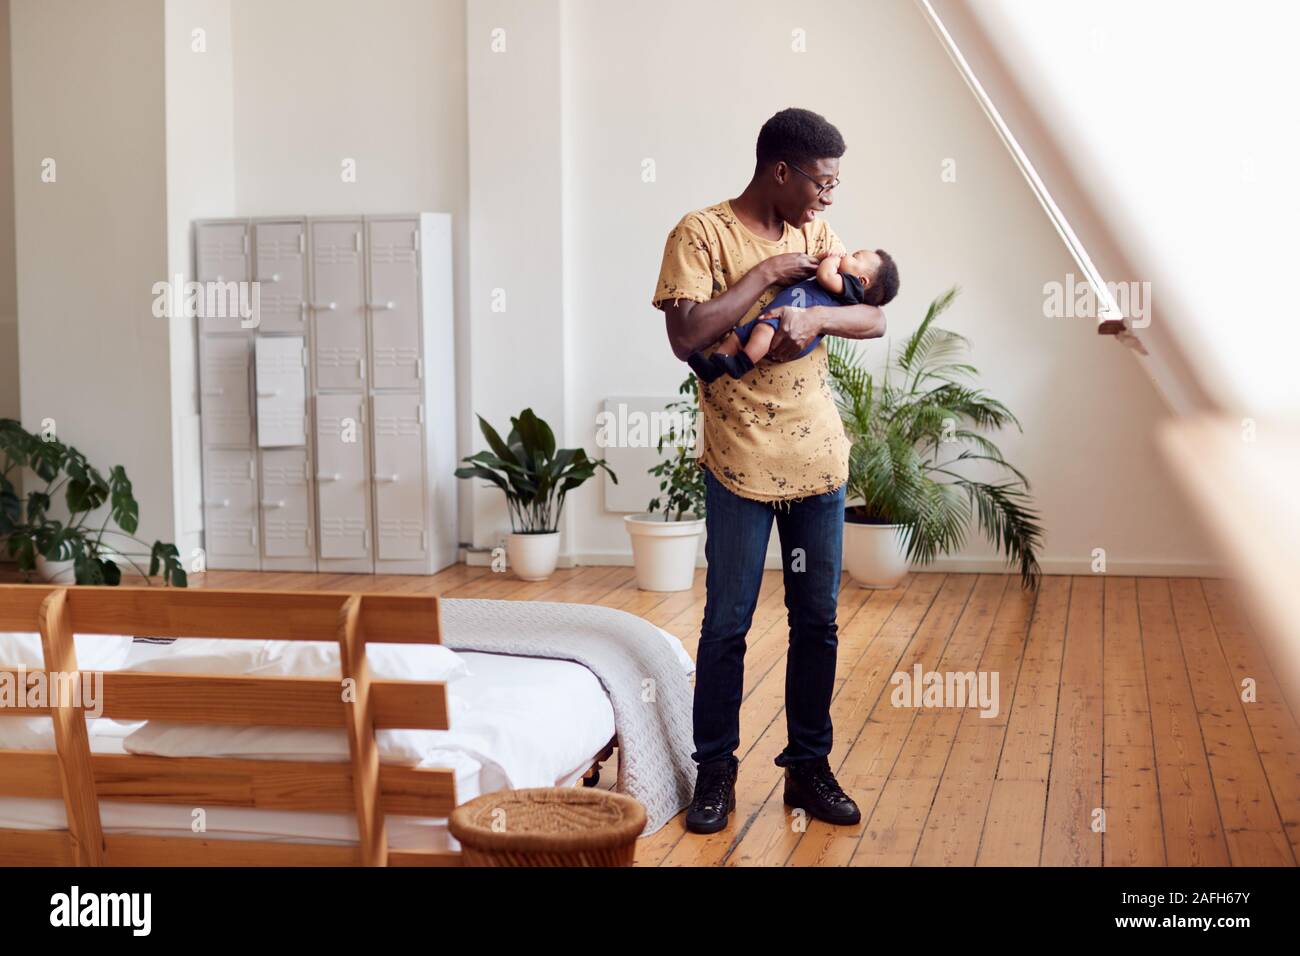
[716,350,755,379]
[687,351,724,383]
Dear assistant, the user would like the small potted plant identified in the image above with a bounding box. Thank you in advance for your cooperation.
[454,408,616,581]
[0,418,188,586]
[624,375,707,592]
[826,288,1043,590]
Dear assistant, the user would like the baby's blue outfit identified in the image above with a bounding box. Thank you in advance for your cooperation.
[685,273,869,383]
[733,274,868,359]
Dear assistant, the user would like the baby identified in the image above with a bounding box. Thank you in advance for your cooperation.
[687,248,900,382]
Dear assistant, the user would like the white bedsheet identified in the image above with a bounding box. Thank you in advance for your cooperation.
[0,651,616,851]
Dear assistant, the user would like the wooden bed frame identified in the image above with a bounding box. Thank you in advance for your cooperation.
[0,584,616,867]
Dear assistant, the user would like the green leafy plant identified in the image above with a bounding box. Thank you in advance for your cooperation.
[825,287,1043,589]
[454,408,617,533]
[646,374,706,522]
[0,418,187,586]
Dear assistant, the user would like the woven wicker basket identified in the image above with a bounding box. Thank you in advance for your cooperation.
[448,787,647,867]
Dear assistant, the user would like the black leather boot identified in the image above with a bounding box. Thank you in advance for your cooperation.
[782,756,861,825]
[685,758,738,834]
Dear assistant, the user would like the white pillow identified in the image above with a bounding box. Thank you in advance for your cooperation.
[120,638,267,674]
[255,640,472,682]
[121,637,471,683]
[0,632,133,752]
[123,717,469,767]
[0,631,135,671]
[0,716,142,752]
[120,640,472,766]
[0,717,53,750]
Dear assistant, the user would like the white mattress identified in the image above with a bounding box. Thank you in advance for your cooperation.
[0,651,616,851]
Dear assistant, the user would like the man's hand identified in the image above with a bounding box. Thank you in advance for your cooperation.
[761,305,824,363]
[761,252,820,287]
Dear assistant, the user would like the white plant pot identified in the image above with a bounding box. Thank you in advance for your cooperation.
[624,513,705,592]
[34,554,75,583]
[843,520,913,589]
[34,547,142,585]
[506,531,561,581]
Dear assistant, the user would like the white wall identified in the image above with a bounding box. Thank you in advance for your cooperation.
[465,0,567,553]
[227,0,471,547]
[10,0,176,552]
[6,0,1220,576]
[0,0,18,427]
[165,0,237,562]
[950,0,1299,417]
[561,0,1217,574]
[229,0,466,217]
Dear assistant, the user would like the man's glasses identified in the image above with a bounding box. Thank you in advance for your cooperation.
[788,162,840,197]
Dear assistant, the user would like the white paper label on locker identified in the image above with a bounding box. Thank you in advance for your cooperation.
[255,335,307,447]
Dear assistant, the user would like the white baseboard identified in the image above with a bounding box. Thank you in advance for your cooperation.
[563,549,1225,578]
[463,549,578,569]
[906,554,1226,578]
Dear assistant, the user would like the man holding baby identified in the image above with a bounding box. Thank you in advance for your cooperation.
[652,107,889,834]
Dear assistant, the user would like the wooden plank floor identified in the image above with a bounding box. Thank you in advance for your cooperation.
[186,566,1300,866]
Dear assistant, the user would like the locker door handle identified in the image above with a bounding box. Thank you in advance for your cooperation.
[369,300,396,311]
[373,473,399,483]
[202,388,225,397]
[261,499,286,510]
[316,472,342,482]
[313,301,338,311]
[262,273,281,283]
[211,498,231,509]
[257,388,282,398]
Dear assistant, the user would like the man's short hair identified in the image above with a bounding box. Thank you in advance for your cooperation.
[756,108,846,170]
[864,250,900,307]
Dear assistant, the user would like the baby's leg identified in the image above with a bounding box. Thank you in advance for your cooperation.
[742,322,776,363]
[712,330,742,355]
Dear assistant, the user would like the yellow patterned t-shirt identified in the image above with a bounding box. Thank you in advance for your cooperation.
[651,200,851,505]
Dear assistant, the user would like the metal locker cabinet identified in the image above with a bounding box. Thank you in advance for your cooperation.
[199,335,253,447]
[259,447,314,567]
[201,448,259,566]
[254,221,306,334]
[254,335,307,447]
[195,221,251,334]
[310,219,367,390]
[367,218,422,390]
[195,212,459,577]
[371,392,427,564]
[314,392,372,570]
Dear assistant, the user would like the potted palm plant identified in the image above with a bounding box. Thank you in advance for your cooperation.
[454,408,616,581]
[826,288,1043,590]
[0,418,187,586]
[625,375,707,591]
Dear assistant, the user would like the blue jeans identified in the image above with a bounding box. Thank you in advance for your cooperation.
[693,466,846,770]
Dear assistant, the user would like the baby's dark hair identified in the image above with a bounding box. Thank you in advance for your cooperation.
[864,250,900,307]
[756,107,846,170]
